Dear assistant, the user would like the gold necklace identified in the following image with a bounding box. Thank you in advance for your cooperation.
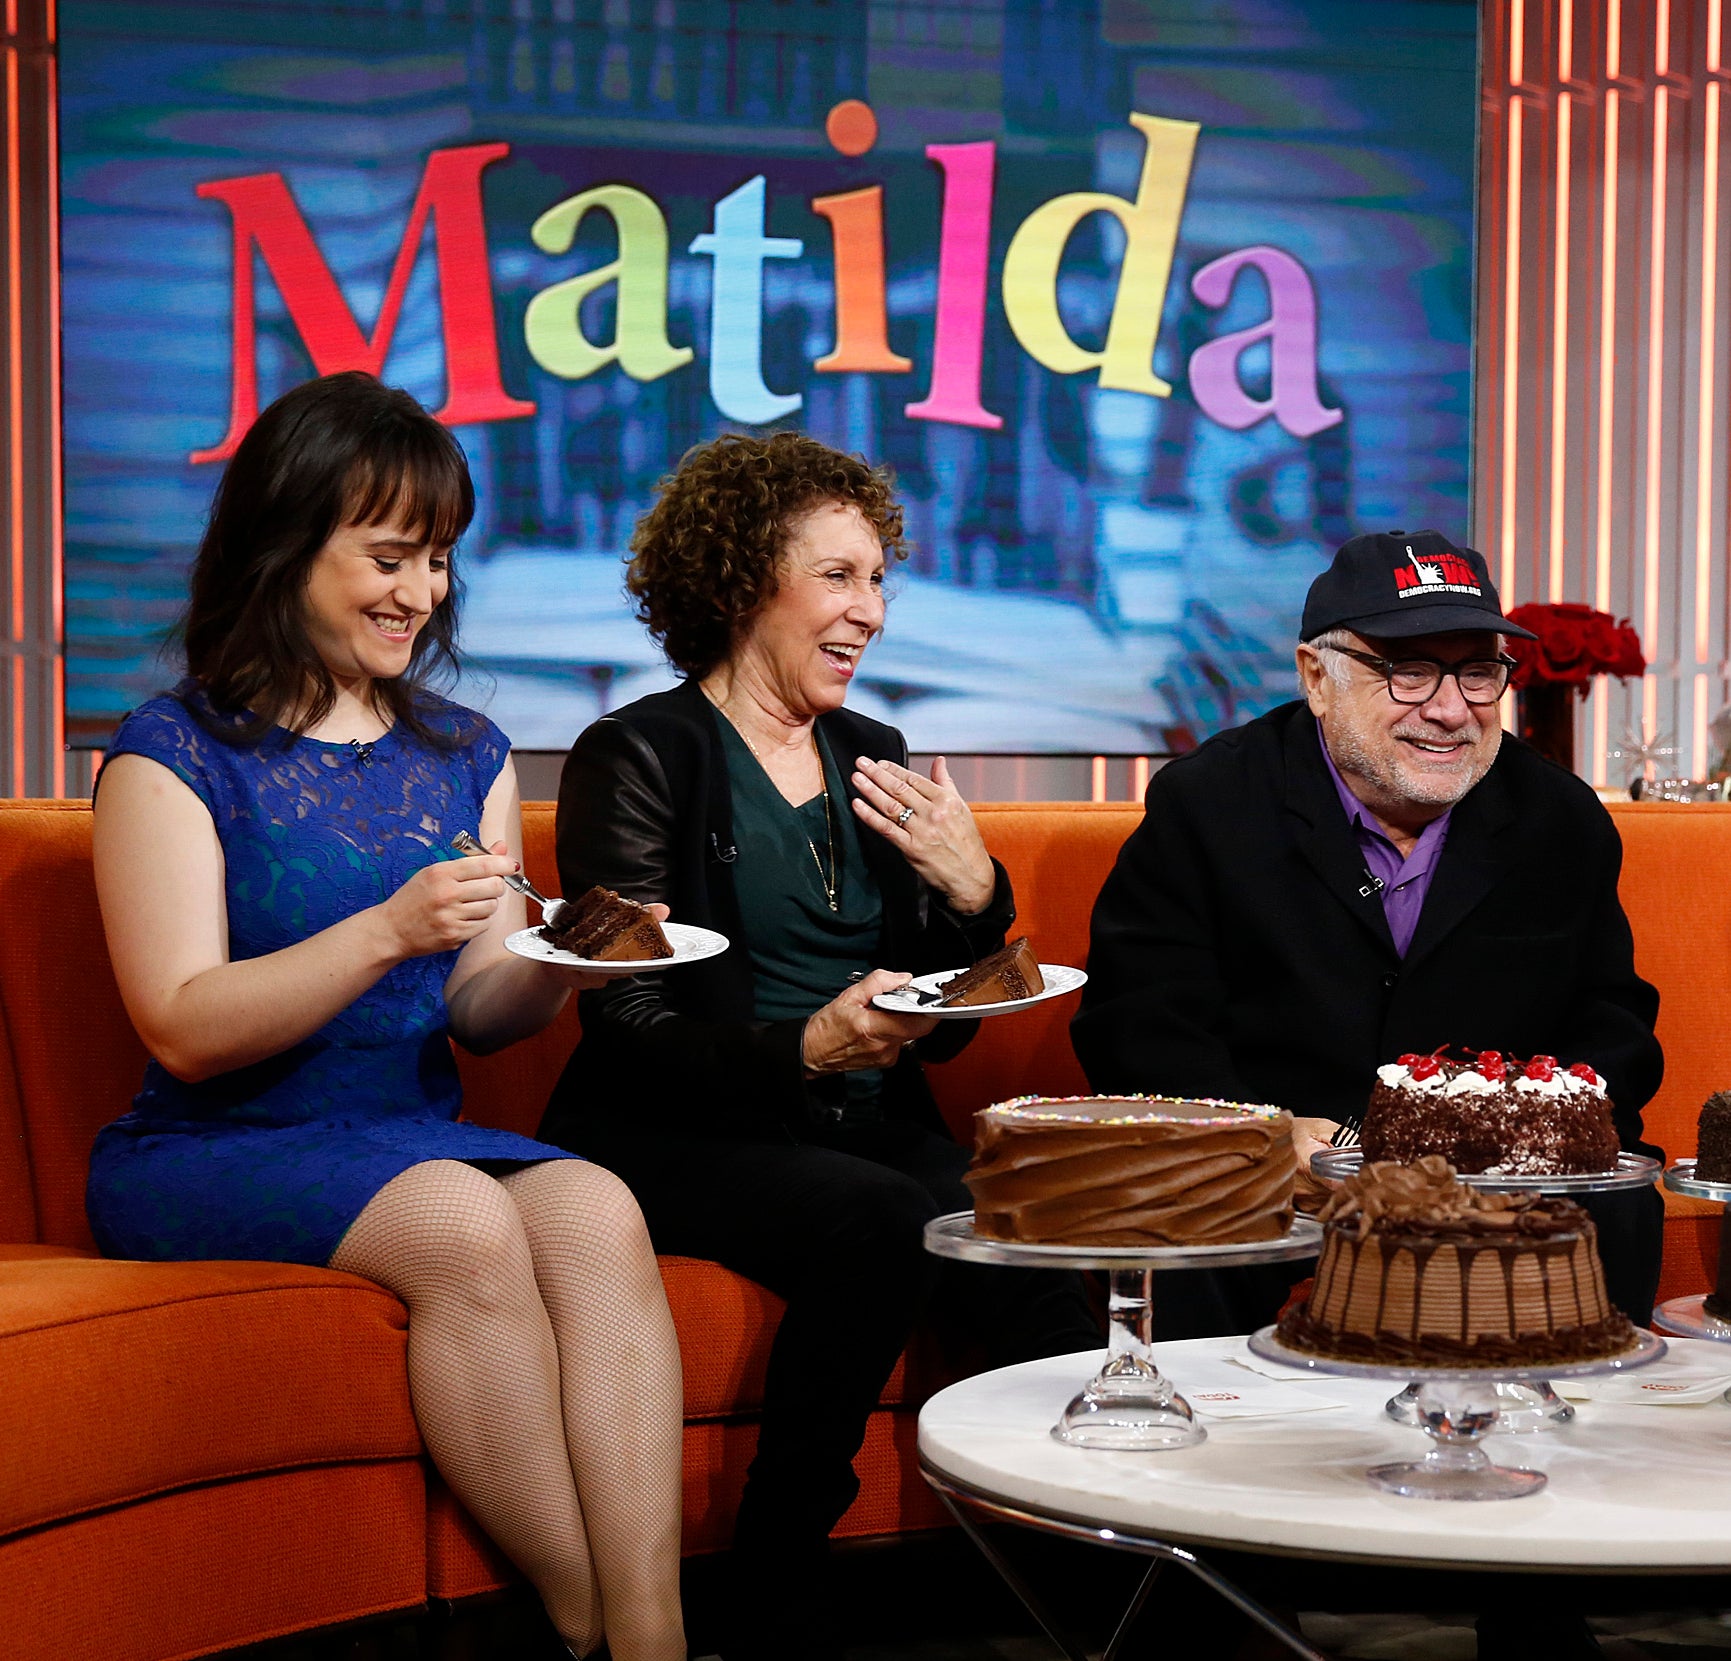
[710,695,839,912]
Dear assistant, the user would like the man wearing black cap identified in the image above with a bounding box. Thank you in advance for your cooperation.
[1073,529,1664,1339]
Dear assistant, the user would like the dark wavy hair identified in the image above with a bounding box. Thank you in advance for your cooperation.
[179,371,474,746]
[625,431,909,678]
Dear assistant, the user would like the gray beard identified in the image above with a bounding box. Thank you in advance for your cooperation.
[1326,719,1495,812]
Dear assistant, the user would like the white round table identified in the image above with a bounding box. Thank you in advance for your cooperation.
[918,1337,1731,1660]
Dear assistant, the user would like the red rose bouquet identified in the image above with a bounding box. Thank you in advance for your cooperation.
[1504,602,1645,697]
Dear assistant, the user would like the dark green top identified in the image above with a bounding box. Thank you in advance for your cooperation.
[719,718,886,1116]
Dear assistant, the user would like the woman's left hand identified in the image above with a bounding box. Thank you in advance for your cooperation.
[850,756,996,916]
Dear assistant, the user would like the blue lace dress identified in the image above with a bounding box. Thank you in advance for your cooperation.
[85,684,577,1265]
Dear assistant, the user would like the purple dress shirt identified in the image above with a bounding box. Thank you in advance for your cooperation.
[1318,722,1452,957]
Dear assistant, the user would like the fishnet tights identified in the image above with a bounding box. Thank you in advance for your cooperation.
[330,1159,685,1660]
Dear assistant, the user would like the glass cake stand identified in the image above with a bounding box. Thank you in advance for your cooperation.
[1655,1161,1731,1342]
[1308,1149,1663,1433]
[1248,1326,1666,1500]
[923,1212,1323,1451]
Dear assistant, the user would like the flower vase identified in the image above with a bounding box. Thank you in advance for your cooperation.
[1517,682,1576,771]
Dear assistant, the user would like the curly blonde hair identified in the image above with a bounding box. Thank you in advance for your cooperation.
[626,431,909,677]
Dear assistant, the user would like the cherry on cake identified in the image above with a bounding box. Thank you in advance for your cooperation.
[932,937,1044,1007]
[1360,1049,1619,1176]
[541,886,673,961]
[1275,1156,1636,1366]
[965,1095,1295,1246]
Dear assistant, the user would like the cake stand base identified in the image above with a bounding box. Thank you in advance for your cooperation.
[1654,1292,1731,1342]
[1250,1328,1665,1502]
[1052,1353,1205,1450]
[1384,1379,1575,1432]
[1367,1447,1547,1501]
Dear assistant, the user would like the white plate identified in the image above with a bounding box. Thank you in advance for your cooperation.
[504,920,729,973]
[870,962,1087,1019]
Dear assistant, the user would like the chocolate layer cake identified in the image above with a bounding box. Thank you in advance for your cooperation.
[1360,1050,1619,1176]
[1275,1156,1636,1366]
[541,886,672,961]
[966,1095,1295,1246]
[932,937,1044,1007]
[1695,1092,1731,1183]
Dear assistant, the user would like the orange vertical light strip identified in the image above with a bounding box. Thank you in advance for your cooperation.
[1558,0,1574,82]
[45,46,62,795]
[1696,81,1720,671]
[1090,756,1107,803]
[1510,0,1525,84]
[1549,91,1572,602]
[1130,756,1150,801]
[1596,90,1620,616]
[1501,99,1525,602]
[1656,0,1671,76]
[6,43,21,652]
[1695,673,1710,779]
[1643,88,1668,676]
[1608,0,1622,79]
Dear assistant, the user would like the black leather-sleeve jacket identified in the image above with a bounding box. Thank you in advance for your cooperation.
[537,680,1016,1148]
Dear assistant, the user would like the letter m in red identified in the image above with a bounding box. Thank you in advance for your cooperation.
[192,142,534,463]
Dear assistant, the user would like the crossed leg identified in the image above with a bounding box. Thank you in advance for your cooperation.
[329,1158,685,1660]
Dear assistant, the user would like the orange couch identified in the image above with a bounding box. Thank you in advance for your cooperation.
[0,797,1722,1659]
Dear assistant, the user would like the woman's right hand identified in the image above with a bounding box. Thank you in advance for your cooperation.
[379,851,517,958]
[802,969,940,1076]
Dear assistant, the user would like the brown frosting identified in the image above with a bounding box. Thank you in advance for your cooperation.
[966,1095,1296,1246]
[1277,1155,1636,1365]
[1320,1155,1589,1242]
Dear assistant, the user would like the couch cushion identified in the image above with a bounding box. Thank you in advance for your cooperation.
[0,1254,418,1538]
[2,1460,426,1661]
[0,803,147,1248]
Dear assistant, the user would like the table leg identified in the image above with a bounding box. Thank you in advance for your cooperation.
[929,1474,1329,1661]
[933,1487,1093,1661]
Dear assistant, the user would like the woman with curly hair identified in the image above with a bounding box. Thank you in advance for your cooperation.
[540,431,1097,1660]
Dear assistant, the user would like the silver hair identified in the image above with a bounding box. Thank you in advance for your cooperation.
[1298,627,1359,690]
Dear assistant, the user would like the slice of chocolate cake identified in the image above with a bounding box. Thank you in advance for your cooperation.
[933,937,1044,1008]
[1695,1091,1731,1183]
[541,885,673,961]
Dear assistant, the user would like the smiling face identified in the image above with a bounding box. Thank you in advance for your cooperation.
[1298,628,1504,829]
[728,499,886,719]
[300,515,451,689]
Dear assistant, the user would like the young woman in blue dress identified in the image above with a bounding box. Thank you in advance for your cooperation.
[85,372,685,1661]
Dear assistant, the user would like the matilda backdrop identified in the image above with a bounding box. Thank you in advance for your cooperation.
[59,0,1477,753]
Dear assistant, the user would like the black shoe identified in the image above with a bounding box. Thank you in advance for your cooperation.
[1476,1609,1602,1660]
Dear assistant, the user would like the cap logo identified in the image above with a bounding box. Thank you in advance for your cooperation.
[1394,542,1483,600]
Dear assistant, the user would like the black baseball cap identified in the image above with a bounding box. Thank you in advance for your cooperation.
[1299,530,1537,643]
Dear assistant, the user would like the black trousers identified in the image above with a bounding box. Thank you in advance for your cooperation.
[563,1115,1101,1551]
[1150,1181,1667,1341]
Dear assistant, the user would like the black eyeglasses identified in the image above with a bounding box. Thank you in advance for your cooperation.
[1326,646,1517,706]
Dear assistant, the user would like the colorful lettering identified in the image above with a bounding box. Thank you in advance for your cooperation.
[525,184,693,383]
[811,187,911,374]
[1187,246,1342,438]
[689,176,804,424]
[905,141,1002,430]
[191,142,532,463]
[1000,113,1199,398]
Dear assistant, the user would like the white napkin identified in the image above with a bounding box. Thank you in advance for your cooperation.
[1161,1353,1351,1418]
[1230,1347,1332,1382]
[1554,1338,1731,1406]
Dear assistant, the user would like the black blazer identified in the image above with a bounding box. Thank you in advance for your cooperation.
[1071,701,1664,1153]
[538,680,1015,1148]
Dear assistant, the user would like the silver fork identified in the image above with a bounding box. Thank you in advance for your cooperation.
[1330,1118,1362,1148]
[450,830,565,923]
